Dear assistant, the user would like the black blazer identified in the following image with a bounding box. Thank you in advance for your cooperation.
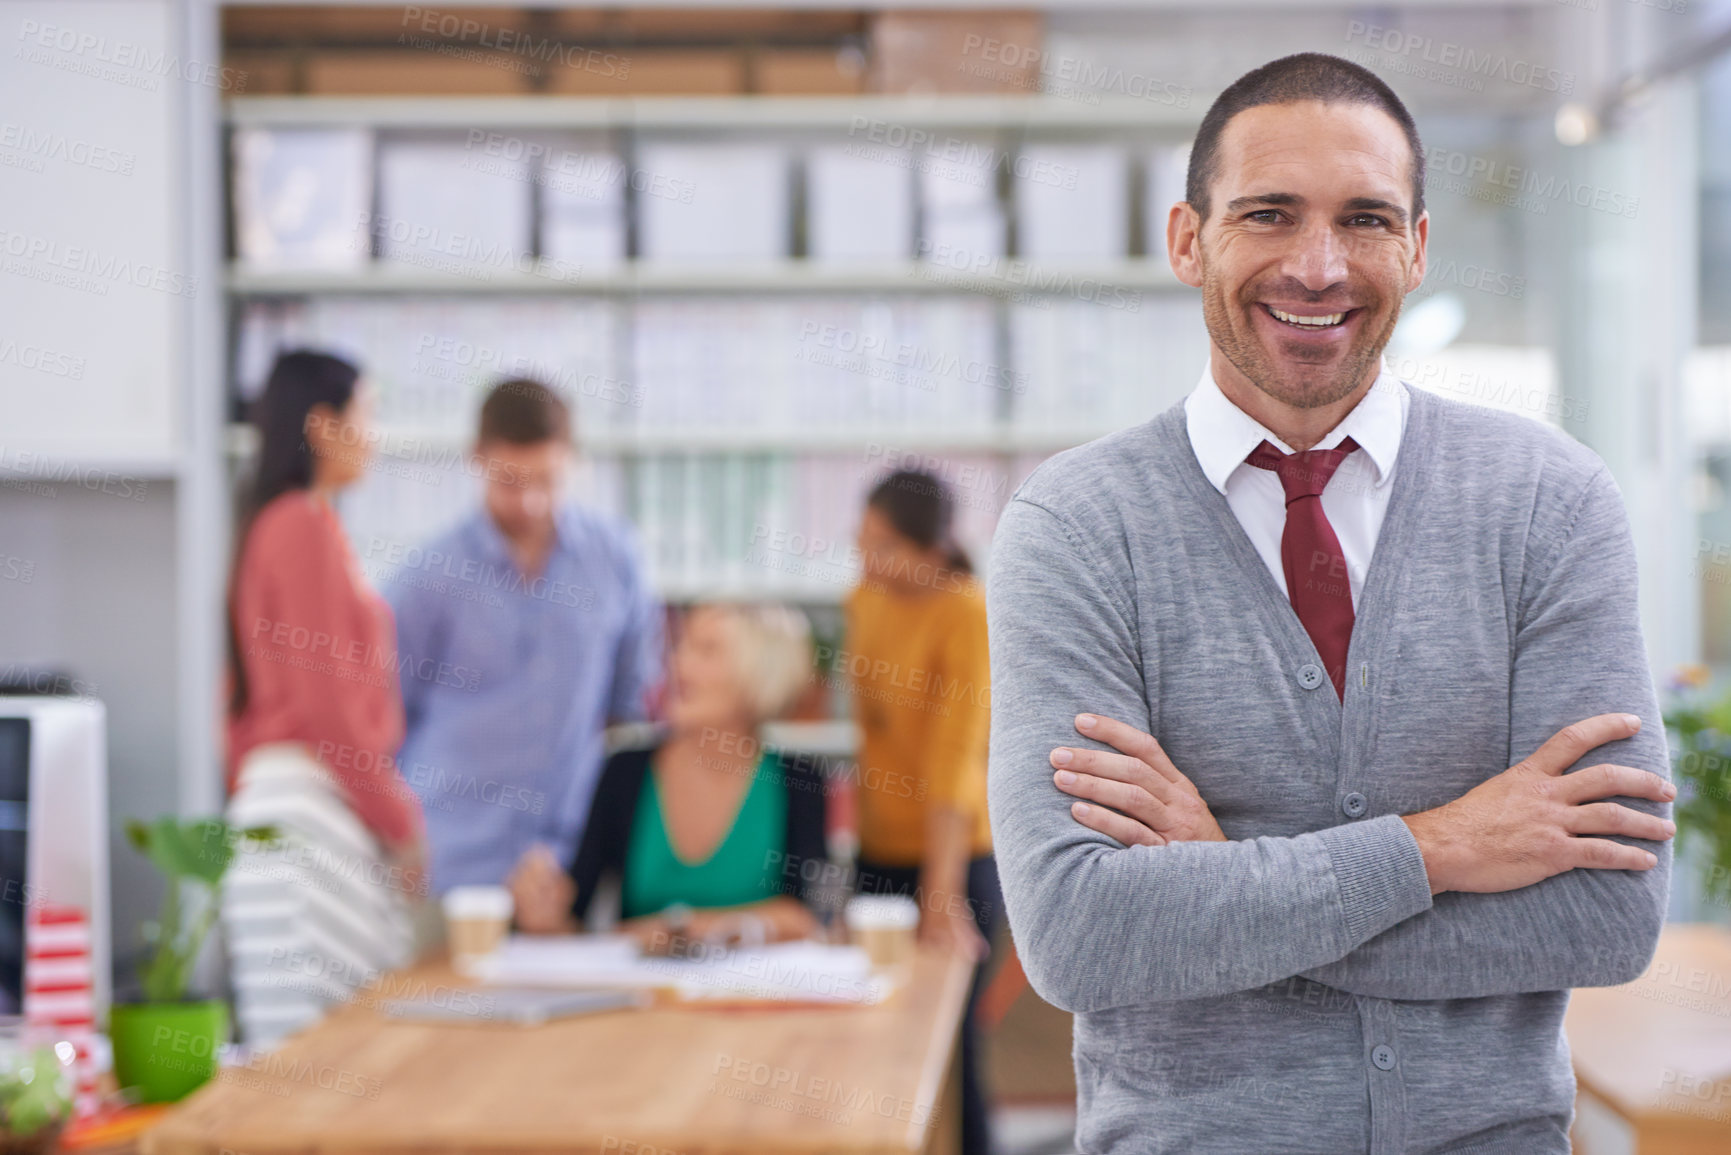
[568,740,829,922]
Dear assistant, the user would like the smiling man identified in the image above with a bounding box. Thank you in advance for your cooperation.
[986,54,1674,1154]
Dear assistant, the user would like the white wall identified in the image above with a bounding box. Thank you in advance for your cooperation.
[0,0,198,984]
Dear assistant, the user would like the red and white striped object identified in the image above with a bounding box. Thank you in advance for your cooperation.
[24,904,98,1118]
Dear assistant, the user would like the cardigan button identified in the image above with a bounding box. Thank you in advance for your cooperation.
[1297,663,1324,690]
[1341,792,1368,819]
[1371,1044,1396,1071]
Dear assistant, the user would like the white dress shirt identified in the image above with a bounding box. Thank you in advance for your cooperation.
[1183,361,1409,609]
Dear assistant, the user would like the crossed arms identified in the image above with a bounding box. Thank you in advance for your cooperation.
[984,468,1673,1013]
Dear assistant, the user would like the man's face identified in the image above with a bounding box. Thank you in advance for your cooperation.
[474,438,571,539]
[1172,100,1428,411]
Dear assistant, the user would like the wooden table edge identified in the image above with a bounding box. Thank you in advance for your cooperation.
[903,949,974,1153]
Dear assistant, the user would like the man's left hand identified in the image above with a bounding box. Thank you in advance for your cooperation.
[1051,713,1228,846]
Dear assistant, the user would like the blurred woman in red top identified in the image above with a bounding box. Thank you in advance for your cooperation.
[221,350,425,1044]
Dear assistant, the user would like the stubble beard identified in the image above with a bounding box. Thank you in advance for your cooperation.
[1198,253,1403,412]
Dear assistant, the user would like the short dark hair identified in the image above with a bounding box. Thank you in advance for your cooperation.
[1185,52,1425,223]
[477,377,572,446]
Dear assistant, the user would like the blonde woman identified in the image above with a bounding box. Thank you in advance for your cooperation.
[509,603,825,950]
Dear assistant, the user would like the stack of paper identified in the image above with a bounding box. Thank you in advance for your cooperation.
[231,128,373,270]
[470,935,893,1005]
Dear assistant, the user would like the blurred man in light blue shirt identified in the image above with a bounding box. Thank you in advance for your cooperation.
[384,378,661,892]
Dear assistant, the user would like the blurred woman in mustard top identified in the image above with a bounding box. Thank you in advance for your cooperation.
[843,468,1000,1155]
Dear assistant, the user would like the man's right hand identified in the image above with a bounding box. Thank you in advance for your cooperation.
[1401,713,1676,896]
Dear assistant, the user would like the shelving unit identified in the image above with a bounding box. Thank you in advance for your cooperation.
[226,257,1183,296]
[221,91,1206,604]
[225,93,1203,131]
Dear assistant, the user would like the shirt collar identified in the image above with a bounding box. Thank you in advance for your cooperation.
[1183,359,1405,495]
[469,505,573,565]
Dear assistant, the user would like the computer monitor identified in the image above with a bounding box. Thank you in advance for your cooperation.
[0,717,27,1012]
[0,697,110,1020]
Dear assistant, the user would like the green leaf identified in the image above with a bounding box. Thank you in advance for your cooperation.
[0,1047,71,1136]
[180,818,235,884]
[124,819,151,854]
[125,814,269,1001]
[132,816,203,882]
[1666,675,1731,907]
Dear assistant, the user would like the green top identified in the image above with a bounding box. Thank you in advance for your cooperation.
[621,751,788,920]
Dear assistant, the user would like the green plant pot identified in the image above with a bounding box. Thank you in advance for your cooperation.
[109,1000,229,1103]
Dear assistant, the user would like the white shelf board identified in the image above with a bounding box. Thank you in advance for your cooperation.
[578,426,1116,453]
[653,579,858,605]
[605,718,857,759]
[224,259,1184,296]
[223,422,1115,458]
[225,93,1201,132]
[218,0,1473,9]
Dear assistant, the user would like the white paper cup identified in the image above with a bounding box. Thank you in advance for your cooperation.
[443,885,513,966]
[845,895,920,969]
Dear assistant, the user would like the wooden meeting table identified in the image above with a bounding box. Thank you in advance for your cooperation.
[142,942,972,1155]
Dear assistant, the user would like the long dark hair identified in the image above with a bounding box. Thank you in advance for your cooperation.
[226,350,362,717]
[866,468,973,576]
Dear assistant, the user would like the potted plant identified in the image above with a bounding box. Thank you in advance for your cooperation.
[1661,664,1731,908]
[108,817,274,1103]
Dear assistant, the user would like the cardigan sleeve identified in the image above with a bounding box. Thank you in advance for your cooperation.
[986,496,1435,1013]
[1297,464,1672,999]
[232,496,421,848]
[568,746,647,924]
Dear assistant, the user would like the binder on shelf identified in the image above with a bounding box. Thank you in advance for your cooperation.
[231,127,373,271]
[636,142,790,264]
[286,297,624,440]
[1015,144,1130,261]
[806,145,914,264]
[918,134,1004,266]
[233,300,311,404]
[225,113,1166,605]
[1145,143,1192,248]
[921,204,1005,266]
[542,216,626,272]
[375,135,533,277]
[539,136,627,273]
[918,136,998,211]
[1008,296,1205,435]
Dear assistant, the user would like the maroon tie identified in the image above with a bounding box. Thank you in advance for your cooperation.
[1246,436,1360,700]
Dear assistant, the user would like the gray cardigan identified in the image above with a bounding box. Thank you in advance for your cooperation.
[985,380,1671,1155]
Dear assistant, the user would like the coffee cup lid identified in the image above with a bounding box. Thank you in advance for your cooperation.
[844,894,919,930]
[443,885,514,919]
